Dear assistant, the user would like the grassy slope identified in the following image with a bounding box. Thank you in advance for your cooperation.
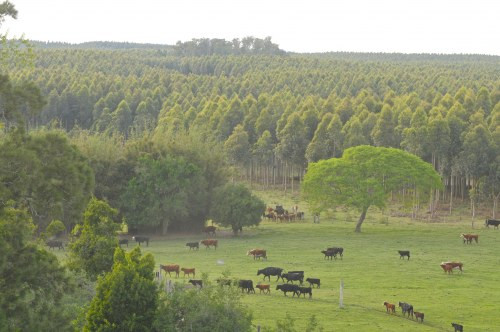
[54,190,499,331]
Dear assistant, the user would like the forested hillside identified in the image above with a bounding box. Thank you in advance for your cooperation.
[4,42,500,221]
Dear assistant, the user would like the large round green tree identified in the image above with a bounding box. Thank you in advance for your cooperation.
[302,145,442,232]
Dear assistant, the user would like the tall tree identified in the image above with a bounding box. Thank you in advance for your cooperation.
[68,198,120,280]
[302,146,442,232]
[224,124,251,168]
[120,155,206,234]
[85,247,158,331]
[0,202,72,331]
[210,183,265,234]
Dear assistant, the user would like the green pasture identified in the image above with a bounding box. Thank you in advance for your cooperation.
[136,219,498,331]
[53,190,499,331]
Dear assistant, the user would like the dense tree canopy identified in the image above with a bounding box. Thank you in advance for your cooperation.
[210,183,266,234]
[68,198,120,280]
[85,247,157,331]
[302,146,443,232]
[3,44,496,215]
[0,202,72,331]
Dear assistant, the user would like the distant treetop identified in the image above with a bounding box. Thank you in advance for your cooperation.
[173,36,286,56]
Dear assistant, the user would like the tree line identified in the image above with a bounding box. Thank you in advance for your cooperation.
[4,46,498,218]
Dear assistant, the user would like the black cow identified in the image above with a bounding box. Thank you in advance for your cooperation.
[46,240,64,250]
[306,278,320,288]
[186,242,199,250]
[238,280,255,294]
[298,286,312,298]
[188,279,203,288]
[132,236,149,246]
[398,250,410,260]
[485,219,500,229]
[282,272,303,284]
[276,284,300,297]
[451,323,463,332]
[398,302,414,318]
[257,267,283,281]
[118,239,128,247]
[327,247,344,259]
[321,250,336,260]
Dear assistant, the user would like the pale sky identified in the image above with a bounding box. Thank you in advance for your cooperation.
[4,0,500,55]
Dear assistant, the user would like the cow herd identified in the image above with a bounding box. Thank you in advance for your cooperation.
[43,217,498,330]
[263,205,305,223]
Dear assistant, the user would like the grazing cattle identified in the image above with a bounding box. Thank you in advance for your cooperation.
[321,250,336,260]
[383,302,396,313]
[440,263,454,274]
[186,242,199,250]
[188,279,203,288]
[118,239,128,247]
[264,212,276,221]
[247,249,267,260]
[414,311,424,323]
[282,272,304,284]
[298,286,312,298]
[238,280,255,294]
[160,264,180,278]
[398,302,414,318]
[275,205,285,215]
[203,226,217,236]
[200,239,218,249]
[326,247,344,259]
[440,261,463,274]
[306,278,320,288]
[485,219,500,229]
[181,267,195,278]
[452,323,464,332]
[276,284,300,297]
[46,240,64,250]
[132,236,149,246]
[256,284,271,294]
[398,250,410,260]
[257,267,284,281]
[461,234,478,244]
[284,213,296,222]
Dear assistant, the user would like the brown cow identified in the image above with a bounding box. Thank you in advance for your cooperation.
[256,284,271,294]
[160,264,180,277]
[440,261,463,274]
[414,311,424,323]
[461,233,478,244]
[383,302,396,313]
[247,249,267,260]
[203,226,217,236]
[181,267,195,278]
[201,239,218,249]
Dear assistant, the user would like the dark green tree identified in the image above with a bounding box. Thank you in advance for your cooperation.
[120,155,206,234]
[0,202,72,331]
[85,247,158,331]
[68,197,120,280]
[210,183,265,234]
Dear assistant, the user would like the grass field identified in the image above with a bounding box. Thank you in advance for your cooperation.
[54,191,499,331]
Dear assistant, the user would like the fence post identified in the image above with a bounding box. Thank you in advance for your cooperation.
[339,279,344,308]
